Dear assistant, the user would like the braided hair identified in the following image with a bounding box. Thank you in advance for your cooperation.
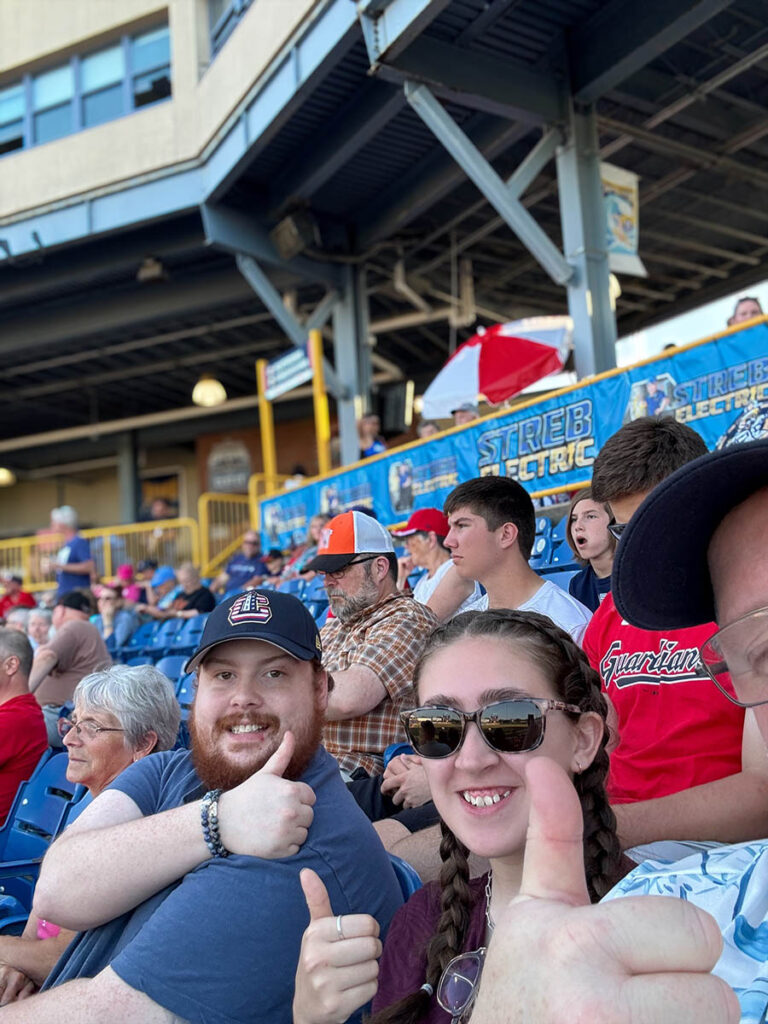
[367,609,622,1024]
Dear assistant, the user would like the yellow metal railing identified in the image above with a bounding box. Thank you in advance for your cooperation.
[248,473,289,529]
[198,492,252,577]
[0,518,200,592]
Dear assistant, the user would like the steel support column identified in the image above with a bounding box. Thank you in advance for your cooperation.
[333,267,371,467]
[116,431,140,524]
[556,105,617,377]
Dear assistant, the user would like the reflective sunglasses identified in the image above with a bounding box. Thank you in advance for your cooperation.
[400,698,582,759]
[607,521,627,541]
[437,947,486,1022]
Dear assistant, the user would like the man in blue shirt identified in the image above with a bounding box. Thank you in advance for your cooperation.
[211,530,268,594]
[24,590,402,1023]
[49,506,94,598]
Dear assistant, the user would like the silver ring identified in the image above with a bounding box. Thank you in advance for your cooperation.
[335,914,345,941]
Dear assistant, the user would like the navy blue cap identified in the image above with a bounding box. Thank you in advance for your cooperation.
[184,589,322,672]
[613,438,768,631]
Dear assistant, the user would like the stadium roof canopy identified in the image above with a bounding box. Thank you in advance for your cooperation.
[1,0,767,471]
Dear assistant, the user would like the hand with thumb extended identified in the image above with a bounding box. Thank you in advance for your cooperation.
[293,868,381,1024]
[470,758,739,1024]
[217,731,316,859]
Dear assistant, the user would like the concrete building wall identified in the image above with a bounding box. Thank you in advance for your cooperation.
[0,0,318,218]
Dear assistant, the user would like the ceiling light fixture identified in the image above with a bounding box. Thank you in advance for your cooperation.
[0,467,17,487]
[192,375,227,408]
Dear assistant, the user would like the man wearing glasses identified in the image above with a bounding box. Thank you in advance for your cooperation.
[582,417,765,855]
[304,510,437,781]
[210,530,268,595]
[472,438,768,1024]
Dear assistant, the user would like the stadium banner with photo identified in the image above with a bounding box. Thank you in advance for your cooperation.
[259,319,768,546]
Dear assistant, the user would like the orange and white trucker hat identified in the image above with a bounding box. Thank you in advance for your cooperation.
[303,510,394,573]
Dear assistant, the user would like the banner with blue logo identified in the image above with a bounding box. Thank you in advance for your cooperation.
[260,320,768,546]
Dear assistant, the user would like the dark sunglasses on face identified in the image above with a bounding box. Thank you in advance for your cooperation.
[400,697,582,759]
[607,521,627,541]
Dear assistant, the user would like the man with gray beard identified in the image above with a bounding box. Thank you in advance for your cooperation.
[305,510,437,780]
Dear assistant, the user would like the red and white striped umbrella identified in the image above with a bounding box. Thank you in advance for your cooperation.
[421,316,573,419]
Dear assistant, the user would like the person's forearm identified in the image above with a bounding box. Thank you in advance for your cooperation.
[34,802,211,931]
[58,560,94,574]
[28,653,58,694]
[324,667,385,721]
[613,770,768,849]
[0,929,72,988]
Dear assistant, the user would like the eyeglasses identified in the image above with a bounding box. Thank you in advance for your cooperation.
[607,521,627,541]
[401,698,582,759]
[321,555,378,580]
[699,606,768,708]
[436,947,487,1022]
[58,717,125,740]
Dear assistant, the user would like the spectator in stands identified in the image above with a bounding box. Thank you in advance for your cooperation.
[29,591,110,748]
[416,419,440,440]
[137,564,177,612]
[565,489,616,612]
[392,508,481,619]
[304,510,437,779]
[727,295,763,326]
[0,664,181,1005]
[444,477,592,643]
[27,609,52,651]
[92,585,140,652]
[263,548,286,583]
[143,496,178,565]
[293,609,624,1024]
[24,591,401,1022]
[460,440,768,1024]
[285,514,330,578]
[46,506,94,598]
[4,608,30,634]
[583,416,760,852]
[0,628,47,827]
[115,564,142,603]
[358,413,387,458]
[0,574,36,621]
[211,531,268,594]
[139,563,215,620]
[451,402,479,427]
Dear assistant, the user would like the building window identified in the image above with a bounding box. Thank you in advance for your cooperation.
[0,24,171,158]
[210,0,254,57]
[0,83,25,155]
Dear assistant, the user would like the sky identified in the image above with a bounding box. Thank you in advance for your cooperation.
[616,278,768,366]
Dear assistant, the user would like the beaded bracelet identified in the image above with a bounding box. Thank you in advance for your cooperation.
[201,788,230,858]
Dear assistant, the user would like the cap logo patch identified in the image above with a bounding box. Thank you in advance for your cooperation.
[318,527,333,552]
[228,592,272,626]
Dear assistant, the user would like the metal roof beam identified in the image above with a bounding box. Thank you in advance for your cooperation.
[380,36,566,123]
[358,0,453,66]
[405,83,572,286]
[268,81,405,215]
[570,0,736,103]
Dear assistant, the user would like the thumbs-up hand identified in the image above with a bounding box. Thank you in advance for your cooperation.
[217,732,316,859]
[293,868,381,1024]
[470,758,739,1024]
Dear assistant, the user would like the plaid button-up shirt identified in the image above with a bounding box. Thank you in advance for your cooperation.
[322,593,438,776]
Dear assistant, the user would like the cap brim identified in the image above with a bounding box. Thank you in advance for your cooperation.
[302,553,356,573]
[390,527,418,537]
[184,636,311,674]
[613,439,768,631]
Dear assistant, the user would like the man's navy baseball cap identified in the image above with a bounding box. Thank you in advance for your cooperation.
[613,438,768,631]
[184,590,322,672]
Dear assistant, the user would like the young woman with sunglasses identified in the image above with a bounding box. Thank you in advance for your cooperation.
[293,609,625,1024]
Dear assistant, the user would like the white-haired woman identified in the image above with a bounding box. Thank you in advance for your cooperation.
[0,664,180,1006]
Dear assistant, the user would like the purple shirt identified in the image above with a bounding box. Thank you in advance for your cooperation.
[373,875,489,1023]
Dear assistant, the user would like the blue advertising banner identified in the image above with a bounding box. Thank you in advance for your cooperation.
[260,319,768,547]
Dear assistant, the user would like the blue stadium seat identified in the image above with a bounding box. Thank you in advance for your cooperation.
[0,753,86,922]
[176,672,196,718]
[302,576,327,604]
[551,516,568,543]
[529,536,553,570]
[278,577,305,598]
[388,854,422,899]
[549,541,579,568]
[154,655,187,680]
[312,604,329,628]
[535,516,552,537]
[167,614,208,655]
[143,618,183,656]
[126,655,154,666]
[116,620,159,662]
[543,568,580,593]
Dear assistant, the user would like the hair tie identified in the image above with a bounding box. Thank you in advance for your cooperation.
[420,983,434,997]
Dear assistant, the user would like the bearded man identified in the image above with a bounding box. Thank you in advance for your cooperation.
[19,591,401,1024]
[304,511,438,780]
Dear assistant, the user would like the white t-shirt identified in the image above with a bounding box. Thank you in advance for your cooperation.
[465,578,592,645]
[412,559,482,618]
